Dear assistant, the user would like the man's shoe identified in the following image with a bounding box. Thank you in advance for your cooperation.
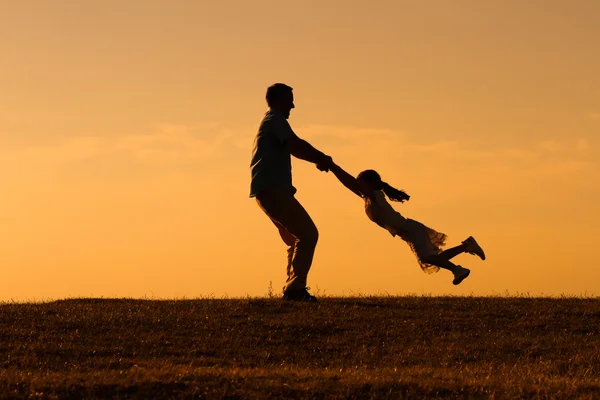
[452,266,471,285]
[462,236,486,260]
[283,287,318,302]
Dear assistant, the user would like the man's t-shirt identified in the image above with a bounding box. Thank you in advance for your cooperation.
[249,109,296,197]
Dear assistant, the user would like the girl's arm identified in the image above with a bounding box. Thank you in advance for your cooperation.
[330,163,376,200]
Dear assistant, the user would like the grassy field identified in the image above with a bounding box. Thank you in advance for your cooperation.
[1,296,599,399]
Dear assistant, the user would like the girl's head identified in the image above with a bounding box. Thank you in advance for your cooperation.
[357,169,383,189]
[358,169,410,202]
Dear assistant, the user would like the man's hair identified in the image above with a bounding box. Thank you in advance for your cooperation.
[266,83,293,107]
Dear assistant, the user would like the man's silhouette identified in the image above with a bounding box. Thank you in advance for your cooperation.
[249,83,333,302]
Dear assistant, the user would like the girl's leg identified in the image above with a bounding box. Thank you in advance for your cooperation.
[423,255,471,285]
[424,256,460,273]
[436,244,466,262]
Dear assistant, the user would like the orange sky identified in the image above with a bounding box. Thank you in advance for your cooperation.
[1,1,599,301]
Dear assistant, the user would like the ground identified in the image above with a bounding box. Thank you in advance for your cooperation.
[1,296,599,399]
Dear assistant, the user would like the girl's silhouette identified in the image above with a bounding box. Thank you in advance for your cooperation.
[329,163,485,285]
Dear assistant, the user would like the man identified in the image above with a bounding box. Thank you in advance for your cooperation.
[249,83,333,302]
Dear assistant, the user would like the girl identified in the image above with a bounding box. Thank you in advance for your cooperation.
[329,163,485,285]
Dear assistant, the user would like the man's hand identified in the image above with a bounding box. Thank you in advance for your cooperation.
[316,155,333,172]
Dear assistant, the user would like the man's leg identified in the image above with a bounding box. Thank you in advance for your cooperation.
[256,190,319,294]
[271,219,295,283]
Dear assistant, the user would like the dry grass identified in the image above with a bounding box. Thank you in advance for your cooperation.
[1,296,599,399]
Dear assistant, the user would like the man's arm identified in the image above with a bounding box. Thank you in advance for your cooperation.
[288,133,333,170]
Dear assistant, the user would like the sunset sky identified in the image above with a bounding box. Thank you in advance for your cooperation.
[2,1,599,301]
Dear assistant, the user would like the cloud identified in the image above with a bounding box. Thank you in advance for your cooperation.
[291,124,600,202]
[0,123,249,170]
[172,124,592,190]
[113,123,245,163]
[539,138,591,155]
[539,140,564,153]
[576,138,590,154]
[2,122,597,193]
[300,124,400,140]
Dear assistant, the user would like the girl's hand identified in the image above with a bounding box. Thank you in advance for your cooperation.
[316,155,333,172]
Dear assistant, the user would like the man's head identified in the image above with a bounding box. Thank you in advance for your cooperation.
[266,83,295,119]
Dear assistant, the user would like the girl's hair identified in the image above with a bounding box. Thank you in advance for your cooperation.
[357,169,410,202]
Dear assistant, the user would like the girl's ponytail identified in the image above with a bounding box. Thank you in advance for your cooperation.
[357,169,410,202]
[381,181,410,203]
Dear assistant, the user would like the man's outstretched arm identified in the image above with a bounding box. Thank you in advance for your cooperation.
[288,133,333,170]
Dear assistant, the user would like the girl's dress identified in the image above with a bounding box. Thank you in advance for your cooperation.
[364,190,446,274]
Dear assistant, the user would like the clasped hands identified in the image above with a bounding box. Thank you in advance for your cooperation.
[316,155,334,172]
